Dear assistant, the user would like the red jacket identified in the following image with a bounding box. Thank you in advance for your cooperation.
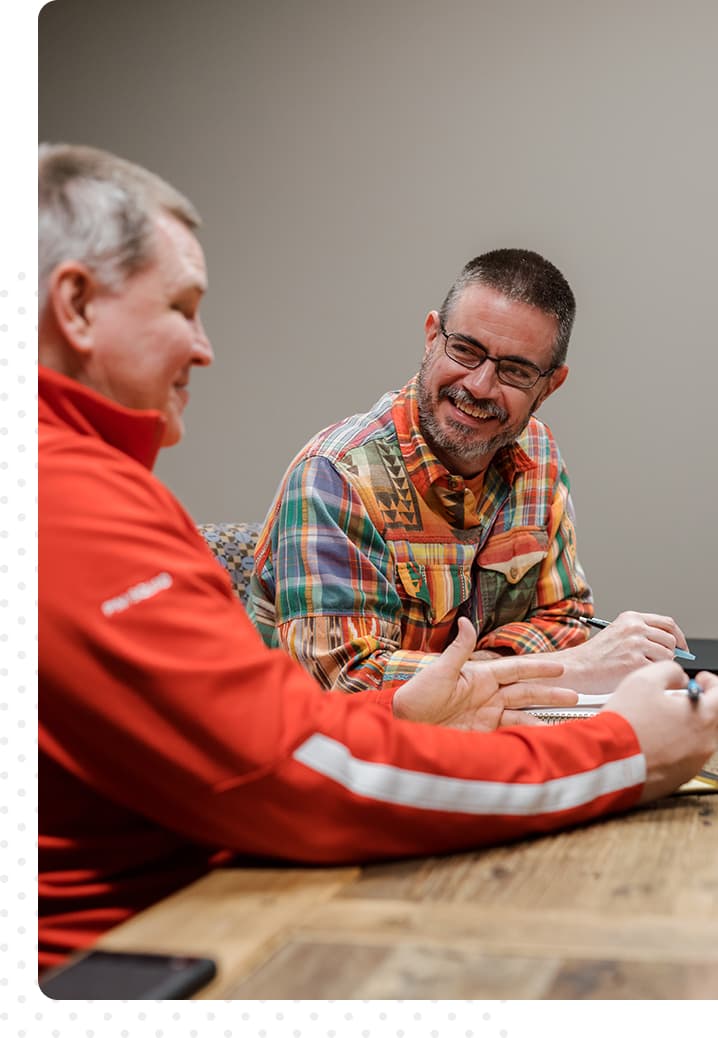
[38,366,644,969]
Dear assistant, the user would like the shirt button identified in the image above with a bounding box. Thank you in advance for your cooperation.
[509,566,519,581]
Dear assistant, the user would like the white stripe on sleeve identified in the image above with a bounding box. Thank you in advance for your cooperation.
[292,733,645,816]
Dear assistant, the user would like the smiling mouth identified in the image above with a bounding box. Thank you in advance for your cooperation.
[444,391,508,426]
[452,399,498,421]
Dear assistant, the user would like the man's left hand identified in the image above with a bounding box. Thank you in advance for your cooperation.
[392,617,578,730]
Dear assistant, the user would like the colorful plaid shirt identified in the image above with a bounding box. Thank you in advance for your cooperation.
[249,377,593,691]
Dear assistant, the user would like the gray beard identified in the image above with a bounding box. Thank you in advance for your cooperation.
[416,362,530,471]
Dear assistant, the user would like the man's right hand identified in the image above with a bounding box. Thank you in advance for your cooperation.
[547,610,690,692]
[603,662,718,802]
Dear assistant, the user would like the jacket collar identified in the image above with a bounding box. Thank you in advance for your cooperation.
[38,366,167,471]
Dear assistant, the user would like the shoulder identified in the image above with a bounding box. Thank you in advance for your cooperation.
[516,416,564,468]
[300,390,399,464]
[40,427,195,539]
[40,430,236,629]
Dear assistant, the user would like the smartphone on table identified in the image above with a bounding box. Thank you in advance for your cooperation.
[39,949,217,999]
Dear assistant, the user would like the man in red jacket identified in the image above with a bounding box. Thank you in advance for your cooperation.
[38,143,718,971]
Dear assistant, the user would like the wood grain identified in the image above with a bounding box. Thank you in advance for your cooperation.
[98,866,359,999]
[96,793,718,998]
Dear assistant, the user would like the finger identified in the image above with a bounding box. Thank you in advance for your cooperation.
[501,684,579,708]
[641,636,677,660]
[642,625,676,651]
[498,710,546,728]
[672,622,689,651]
[488,655,564,685]
[439,616,479,672]
[628,612,689,650]
[690,674,718,710]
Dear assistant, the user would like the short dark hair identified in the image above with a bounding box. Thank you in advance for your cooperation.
[438,248,576,365]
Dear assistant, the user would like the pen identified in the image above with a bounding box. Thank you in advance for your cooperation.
[664,680,704,701]
[579,615,696,661]
[665,679,704,702]
[686,678,703,702]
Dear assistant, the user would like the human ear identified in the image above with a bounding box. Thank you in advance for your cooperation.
[534,364,569,409]
[423,310,441,356]
[47,262,99,354]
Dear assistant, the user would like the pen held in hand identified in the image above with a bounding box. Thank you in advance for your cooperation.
[664,679,704,702]
[579,615,696,661]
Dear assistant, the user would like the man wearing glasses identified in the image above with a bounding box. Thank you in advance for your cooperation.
[250,249,687,696]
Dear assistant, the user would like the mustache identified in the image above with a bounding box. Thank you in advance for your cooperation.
[440,386,509,423]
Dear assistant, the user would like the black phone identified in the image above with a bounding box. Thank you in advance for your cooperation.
[39,949,217,999]
[681,638,718,678]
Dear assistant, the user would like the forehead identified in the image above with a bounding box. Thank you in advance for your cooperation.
[147,211,207,292]
[449,283,558,360]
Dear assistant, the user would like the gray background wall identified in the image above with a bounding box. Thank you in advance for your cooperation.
[39,0,717,636]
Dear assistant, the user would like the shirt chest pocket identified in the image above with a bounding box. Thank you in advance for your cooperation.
[476,528,549,632]
[393,542,475,647]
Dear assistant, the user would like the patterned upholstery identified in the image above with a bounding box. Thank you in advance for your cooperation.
[197,521,263,606]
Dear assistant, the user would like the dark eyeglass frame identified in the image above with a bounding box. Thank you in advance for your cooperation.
[440,322,557,390]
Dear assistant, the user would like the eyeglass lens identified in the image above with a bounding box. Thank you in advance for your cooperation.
[444,335,541,388]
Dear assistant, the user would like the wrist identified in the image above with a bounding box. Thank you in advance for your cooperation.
[549,647,592,692]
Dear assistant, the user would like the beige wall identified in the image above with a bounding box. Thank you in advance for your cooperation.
[39,0,718,636]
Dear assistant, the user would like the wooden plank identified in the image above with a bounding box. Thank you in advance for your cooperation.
[228,940,718,999]
[297,898,718,965]
[340,796,718,917]
[91,793,718,998]
[97,865,359,999]
[227,940,563,999]
[544,958,718,1000]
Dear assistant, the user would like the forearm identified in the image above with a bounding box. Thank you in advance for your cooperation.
[260,455,434,691]
[477,597,593,655]
[278,614,439,692]
[215,697,646,863]
[41,502,646,864]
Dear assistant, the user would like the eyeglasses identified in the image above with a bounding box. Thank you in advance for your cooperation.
[440,322,556,390]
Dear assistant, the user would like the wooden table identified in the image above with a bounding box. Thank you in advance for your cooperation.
[97,779,718,999]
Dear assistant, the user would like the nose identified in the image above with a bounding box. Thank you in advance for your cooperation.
[461,355,500,396]
[191,317,214,367]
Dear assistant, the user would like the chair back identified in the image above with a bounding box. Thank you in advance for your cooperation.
[197,521,263,606]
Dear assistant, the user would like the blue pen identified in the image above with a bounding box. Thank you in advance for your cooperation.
[686,678,703,703]
[579,616,696,661]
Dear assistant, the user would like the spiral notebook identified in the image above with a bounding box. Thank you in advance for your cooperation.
[523,692,610,724]
[522,695,718,791]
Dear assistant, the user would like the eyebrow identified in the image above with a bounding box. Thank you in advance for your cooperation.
[447,330,539,368]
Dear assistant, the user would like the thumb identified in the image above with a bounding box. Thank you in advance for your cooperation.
[438,616,477,673]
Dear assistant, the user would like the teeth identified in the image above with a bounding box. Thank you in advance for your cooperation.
[456,401,493,419]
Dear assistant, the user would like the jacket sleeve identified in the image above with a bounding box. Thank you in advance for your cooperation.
[476,456,594,655]
[40,448,646,864]
[251,454,436,691]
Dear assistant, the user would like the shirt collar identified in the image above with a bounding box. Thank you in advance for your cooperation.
[38,366,167,471]
[391,375,536,516]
